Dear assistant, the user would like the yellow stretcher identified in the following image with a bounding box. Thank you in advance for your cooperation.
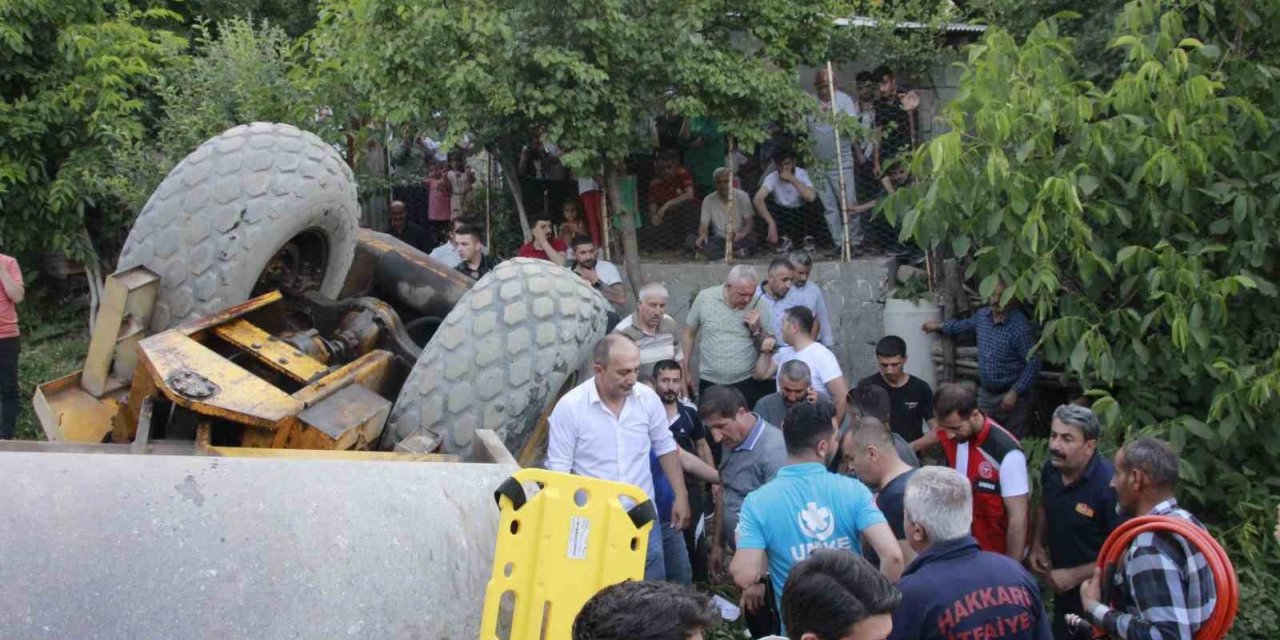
[479,468,657,639]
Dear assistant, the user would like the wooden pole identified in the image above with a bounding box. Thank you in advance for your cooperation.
[826,61,853,263]
[485,152,493,248]
[600,174,612,261]
[724,137,737,264]
[940,258,962,382]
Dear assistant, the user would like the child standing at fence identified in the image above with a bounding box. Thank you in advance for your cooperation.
[560,198,589,242]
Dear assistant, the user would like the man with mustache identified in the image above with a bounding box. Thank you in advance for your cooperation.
[1029,405,1123,638]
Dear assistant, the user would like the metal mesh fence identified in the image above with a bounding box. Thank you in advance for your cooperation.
[380,81,928,265]
[510,106,923,263]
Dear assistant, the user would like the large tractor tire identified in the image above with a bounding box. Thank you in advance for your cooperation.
[117,122,359,331]
[383,258,611,457]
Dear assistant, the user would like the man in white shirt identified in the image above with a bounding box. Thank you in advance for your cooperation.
[753,147,818,254]
[567,235,627,311]
[754,306,848,427]
[695,167,775,259]
[931,382,1030,560]
[547,335,691,581]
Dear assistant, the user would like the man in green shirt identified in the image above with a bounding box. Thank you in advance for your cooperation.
[682,116,726,196]
[681,264,777,407]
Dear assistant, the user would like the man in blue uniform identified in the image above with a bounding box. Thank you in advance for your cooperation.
[889,466,1052,640]
[1029,405,1123,638]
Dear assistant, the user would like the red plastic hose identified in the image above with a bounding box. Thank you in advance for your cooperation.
[1086,515,1239,639]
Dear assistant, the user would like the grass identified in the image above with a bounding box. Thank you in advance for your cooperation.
[11,294,91,440]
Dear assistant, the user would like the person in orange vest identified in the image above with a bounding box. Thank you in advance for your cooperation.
[931,382,1030,562]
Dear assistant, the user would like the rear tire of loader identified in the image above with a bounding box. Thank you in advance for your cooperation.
[383,258,611,457]
[116,122,359,331]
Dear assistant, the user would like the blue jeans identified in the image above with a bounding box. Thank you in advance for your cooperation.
[643,521,666,581]
[661,524,692,585]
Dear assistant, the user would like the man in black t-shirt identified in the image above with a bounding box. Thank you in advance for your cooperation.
[388,200,432,252]
[842,416,918,566]
[453,225,497,281]
[858,335,935,454]
[871,65,920,178]
[653,359,715,582]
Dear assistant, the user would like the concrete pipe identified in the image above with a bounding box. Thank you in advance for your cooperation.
[0,451,517,639]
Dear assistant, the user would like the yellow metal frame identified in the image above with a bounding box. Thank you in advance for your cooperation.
[480,469,653,640]
[38,285,405,454]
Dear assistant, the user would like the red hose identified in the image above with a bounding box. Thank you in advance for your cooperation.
[1086,515,1239,639]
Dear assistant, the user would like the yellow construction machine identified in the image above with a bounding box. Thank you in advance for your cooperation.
[31,122,610,463]
[0,123,612,639]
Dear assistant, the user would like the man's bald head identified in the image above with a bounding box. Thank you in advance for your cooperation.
[849,416,896,451]
[842,416,902,486]
[594,333,639,366]
[592,334,642,401]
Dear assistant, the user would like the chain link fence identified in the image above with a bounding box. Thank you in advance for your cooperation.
[510,96,923,262]
[379,73,928,265]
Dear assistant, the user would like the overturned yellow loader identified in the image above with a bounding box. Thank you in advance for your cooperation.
[3,122,613,639]
[32,122,610,461]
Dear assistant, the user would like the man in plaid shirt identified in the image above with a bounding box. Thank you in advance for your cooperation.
[1079,437,1216,640]
[923,280,1041,437]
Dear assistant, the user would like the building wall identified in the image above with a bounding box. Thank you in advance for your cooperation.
[635,257,895,384]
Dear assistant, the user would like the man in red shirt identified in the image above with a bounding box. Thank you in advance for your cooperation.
[517,212,568,263]
[0,252,24,439]
[649,150,695,224]
[931,382,1030,561]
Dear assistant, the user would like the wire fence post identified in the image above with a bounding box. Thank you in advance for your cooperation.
[724,136,736,264]
[826,61,853,263]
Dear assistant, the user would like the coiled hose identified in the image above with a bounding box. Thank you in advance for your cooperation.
[1074,515,1239,639]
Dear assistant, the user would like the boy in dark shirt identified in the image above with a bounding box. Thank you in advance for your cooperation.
[453,225,497,281]
[858,335,935,453]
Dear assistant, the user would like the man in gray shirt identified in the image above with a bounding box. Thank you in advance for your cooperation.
[753,359,817,427]
[699,384,787,581]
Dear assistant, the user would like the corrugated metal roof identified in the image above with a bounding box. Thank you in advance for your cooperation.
[834,15,987,33]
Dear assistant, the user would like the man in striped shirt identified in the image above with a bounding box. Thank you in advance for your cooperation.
[614,282,684,369]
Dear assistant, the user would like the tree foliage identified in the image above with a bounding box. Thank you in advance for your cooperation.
[888,0,1280,620]
[0,0,185,261]
[309,0,854,286]
[106,16,316,212]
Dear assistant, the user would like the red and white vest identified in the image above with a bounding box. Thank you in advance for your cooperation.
[938,414,1022,554]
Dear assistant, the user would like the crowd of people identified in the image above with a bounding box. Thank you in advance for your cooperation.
[390,66,923,260]
[524,258,1227,640]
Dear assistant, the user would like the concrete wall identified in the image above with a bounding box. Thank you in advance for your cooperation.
[637,258,895,384]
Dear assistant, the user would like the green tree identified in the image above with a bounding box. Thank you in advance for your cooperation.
[106,16,317,212]
[309,0,861,289]
[888,0,1280,629]
[0,1,186,263]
